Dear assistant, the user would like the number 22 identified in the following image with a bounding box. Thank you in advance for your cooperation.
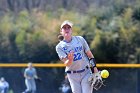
[73,53,82,61]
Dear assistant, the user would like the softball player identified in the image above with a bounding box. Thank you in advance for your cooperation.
[22,63,38,93]
[56,20,102,93]
[0,77,9,93]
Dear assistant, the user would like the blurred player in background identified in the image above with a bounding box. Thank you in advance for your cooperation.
[56,20,102,93]
[59,75,71,93]
[22,62,39,93]
[0,77,9,93]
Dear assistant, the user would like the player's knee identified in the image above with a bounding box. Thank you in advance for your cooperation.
[26,89,32,92]
[32,89,36,93]
[32,86,36,91]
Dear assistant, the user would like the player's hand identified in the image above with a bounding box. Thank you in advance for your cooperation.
[35,77,42,82]
[66,51,74,66]
[68,51,74,61]
[94,71,102,81]
[88,72,104,90]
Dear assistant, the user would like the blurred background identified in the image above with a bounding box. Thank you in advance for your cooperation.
[0,0,140,93]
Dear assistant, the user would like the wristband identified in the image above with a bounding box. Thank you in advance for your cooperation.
[89,58,96,67]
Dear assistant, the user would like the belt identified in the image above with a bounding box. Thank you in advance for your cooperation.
[66,66,89,74]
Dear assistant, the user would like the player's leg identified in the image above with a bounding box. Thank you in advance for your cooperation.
[24,79,32,92]
[4,87,9,93]
[81,71,93,93]
[67,74,82,93]
[0,88,2,93]
[30,79,36,93]
[1,90,4,93]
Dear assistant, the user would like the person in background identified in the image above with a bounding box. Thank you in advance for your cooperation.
[22,62,39,93]
[59,75,71,93]
[0,77,9,93]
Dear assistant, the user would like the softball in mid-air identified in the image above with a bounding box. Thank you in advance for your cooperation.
[101,69,109,78]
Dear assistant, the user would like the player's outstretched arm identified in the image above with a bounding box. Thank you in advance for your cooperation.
[86,50,105,90]
[85,50,99,72]
[61,51,74,66]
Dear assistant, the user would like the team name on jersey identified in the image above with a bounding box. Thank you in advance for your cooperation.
[63,46,82,53]
[63,46,83,61]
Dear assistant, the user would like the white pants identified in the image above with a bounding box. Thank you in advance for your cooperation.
[25,79,36,93]
[67,69,93,93]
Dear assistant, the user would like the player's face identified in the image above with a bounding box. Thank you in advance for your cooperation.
[28,63,33,68]
[61,25,72,37]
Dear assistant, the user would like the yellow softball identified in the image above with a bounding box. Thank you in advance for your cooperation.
[101,69,109,78]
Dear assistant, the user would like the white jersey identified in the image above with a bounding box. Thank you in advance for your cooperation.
[56,36,90,71]
[24,67,37,79]
[0,81,9,90]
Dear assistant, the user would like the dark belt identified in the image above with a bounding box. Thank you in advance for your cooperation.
[66,66,89,74]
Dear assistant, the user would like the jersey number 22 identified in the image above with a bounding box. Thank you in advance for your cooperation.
[74,53,82,61]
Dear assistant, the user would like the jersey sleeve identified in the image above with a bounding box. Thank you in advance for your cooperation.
[56,44,67,59]
[24,68,28,75]
[79,36,90,52]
